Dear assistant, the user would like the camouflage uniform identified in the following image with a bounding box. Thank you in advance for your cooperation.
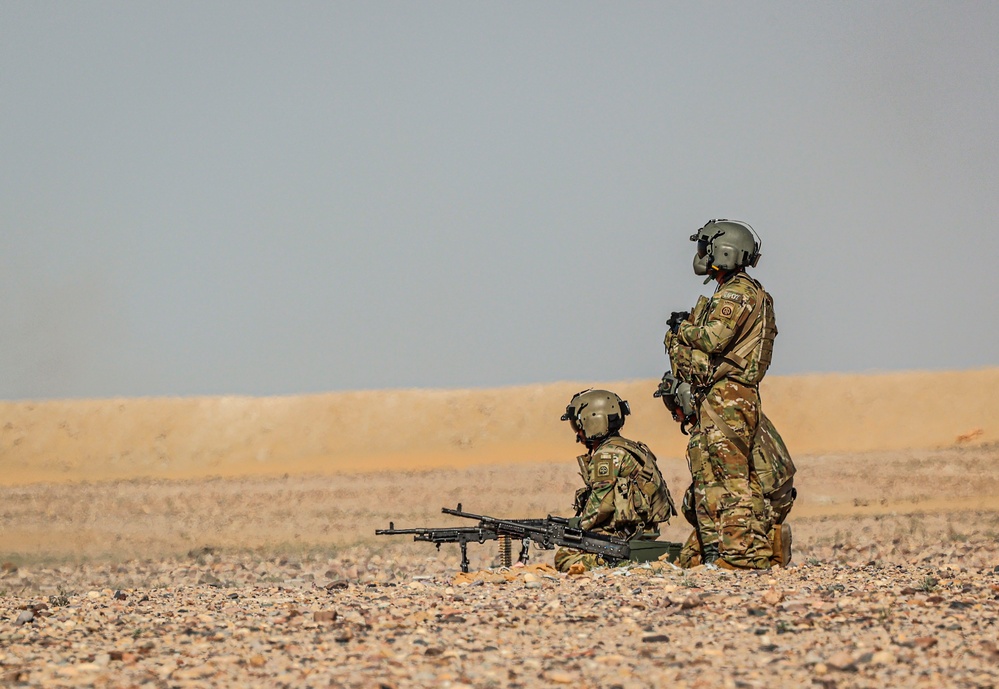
[554,435,675,572]
[677,412,796,567]
[752,414,797,525]
[670,270,778,569]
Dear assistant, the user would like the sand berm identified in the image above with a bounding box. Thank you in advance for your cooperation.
[2,369,997,484]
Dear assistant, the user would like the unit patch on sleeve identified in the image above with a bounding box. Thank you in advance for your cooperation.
[595,459,613,478]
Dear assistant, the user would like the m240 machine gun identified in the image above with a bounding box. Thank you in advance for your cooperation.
[376,504,680,572]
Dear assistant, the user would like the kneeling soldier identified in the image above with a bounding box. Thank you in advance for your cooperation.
[675,412,797,568]
[555,389,676,572]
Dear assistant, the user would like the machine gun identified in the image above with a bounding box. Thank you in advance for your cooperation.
[376,504,680,572]
[375,519,541,573]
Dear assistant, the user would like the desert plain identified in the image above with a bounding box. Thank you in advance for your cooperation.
[2,368,999,688]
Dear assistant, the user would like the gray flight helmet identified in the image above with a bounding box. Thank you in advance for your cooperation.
[654,373,695,420]
[689,219,762,276]
[561,388,631,442]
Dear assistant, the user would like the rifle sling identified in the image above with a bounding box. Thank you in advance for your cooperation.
[700,400,752,458]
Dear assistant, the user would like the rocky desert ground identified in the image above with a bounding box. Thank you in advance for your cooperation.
[2,370,998,688]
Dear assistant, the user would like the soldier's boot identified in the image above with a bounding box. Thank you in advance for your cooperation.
[772,523,793,567]
[702,543,720,569]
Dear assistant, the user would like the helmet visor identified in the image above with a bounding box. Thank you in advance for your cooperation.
[696,238,709,258]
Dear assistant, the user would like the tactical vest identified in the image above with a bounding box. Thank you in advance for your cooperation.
[598,436,677,524]
[709,274,777,386]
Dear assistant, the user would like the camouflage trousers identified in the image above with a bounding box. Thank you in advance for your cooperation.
[554,548,608,572]
[554,529,660,573]
[682,380,773,569]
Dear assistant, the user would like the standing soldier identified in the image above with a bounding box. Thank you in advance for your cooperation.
[555,389,676,573]
[664,219,781,569]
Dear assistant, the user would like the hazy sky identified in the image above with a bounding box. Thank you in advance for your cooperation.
[3,2,997,400]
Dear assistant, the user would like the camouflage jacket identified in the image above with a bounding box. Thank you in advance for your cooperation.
[573,435,676,538]
[675,271,777,387]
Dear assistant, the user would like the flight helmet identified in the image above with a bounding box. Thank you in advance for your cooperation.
[561,389,630,443]
[690,219,761,276]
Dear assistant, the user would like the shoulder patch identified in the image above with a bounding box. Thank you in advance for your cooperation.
[712,293,744,323]
[595,458,613,478]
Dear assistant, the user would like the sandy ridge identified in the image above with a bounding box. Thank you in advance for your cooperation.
[1,368,996,485]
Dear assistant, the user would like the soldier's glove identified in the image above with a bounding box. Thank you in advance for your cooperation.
[667,310,690,334]
[566,516,582,529]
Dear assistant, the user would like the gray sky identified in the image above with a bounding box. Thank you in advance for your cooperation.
[2,2,998,400]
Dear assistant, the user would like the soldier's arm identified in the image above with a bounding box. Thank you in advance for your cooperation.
[578,480,617,531]
[677,291,752,355]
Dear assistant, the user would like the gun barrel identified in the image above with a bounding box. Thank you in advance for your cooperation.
[442,505,631,559]
[375,526,484,536]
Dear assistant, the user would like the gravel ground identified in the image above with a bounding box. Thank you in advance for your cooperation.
[3,448,999,688]
[3,511,999,689]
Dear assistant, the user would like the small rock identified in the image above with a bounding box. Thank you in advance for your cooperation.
[642,634,670,643]
[86,591,101,600]
[871,650,896,665]
[199,573,223,587]
[546,671,574,684]
[113,590,127,601]
[681,593,703,609]
[314,610,338,623]
[763,588,785,606]
[913,636,938,650]
[826,651,857,671]
[248,655,266,667]
[15,610,34,626]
